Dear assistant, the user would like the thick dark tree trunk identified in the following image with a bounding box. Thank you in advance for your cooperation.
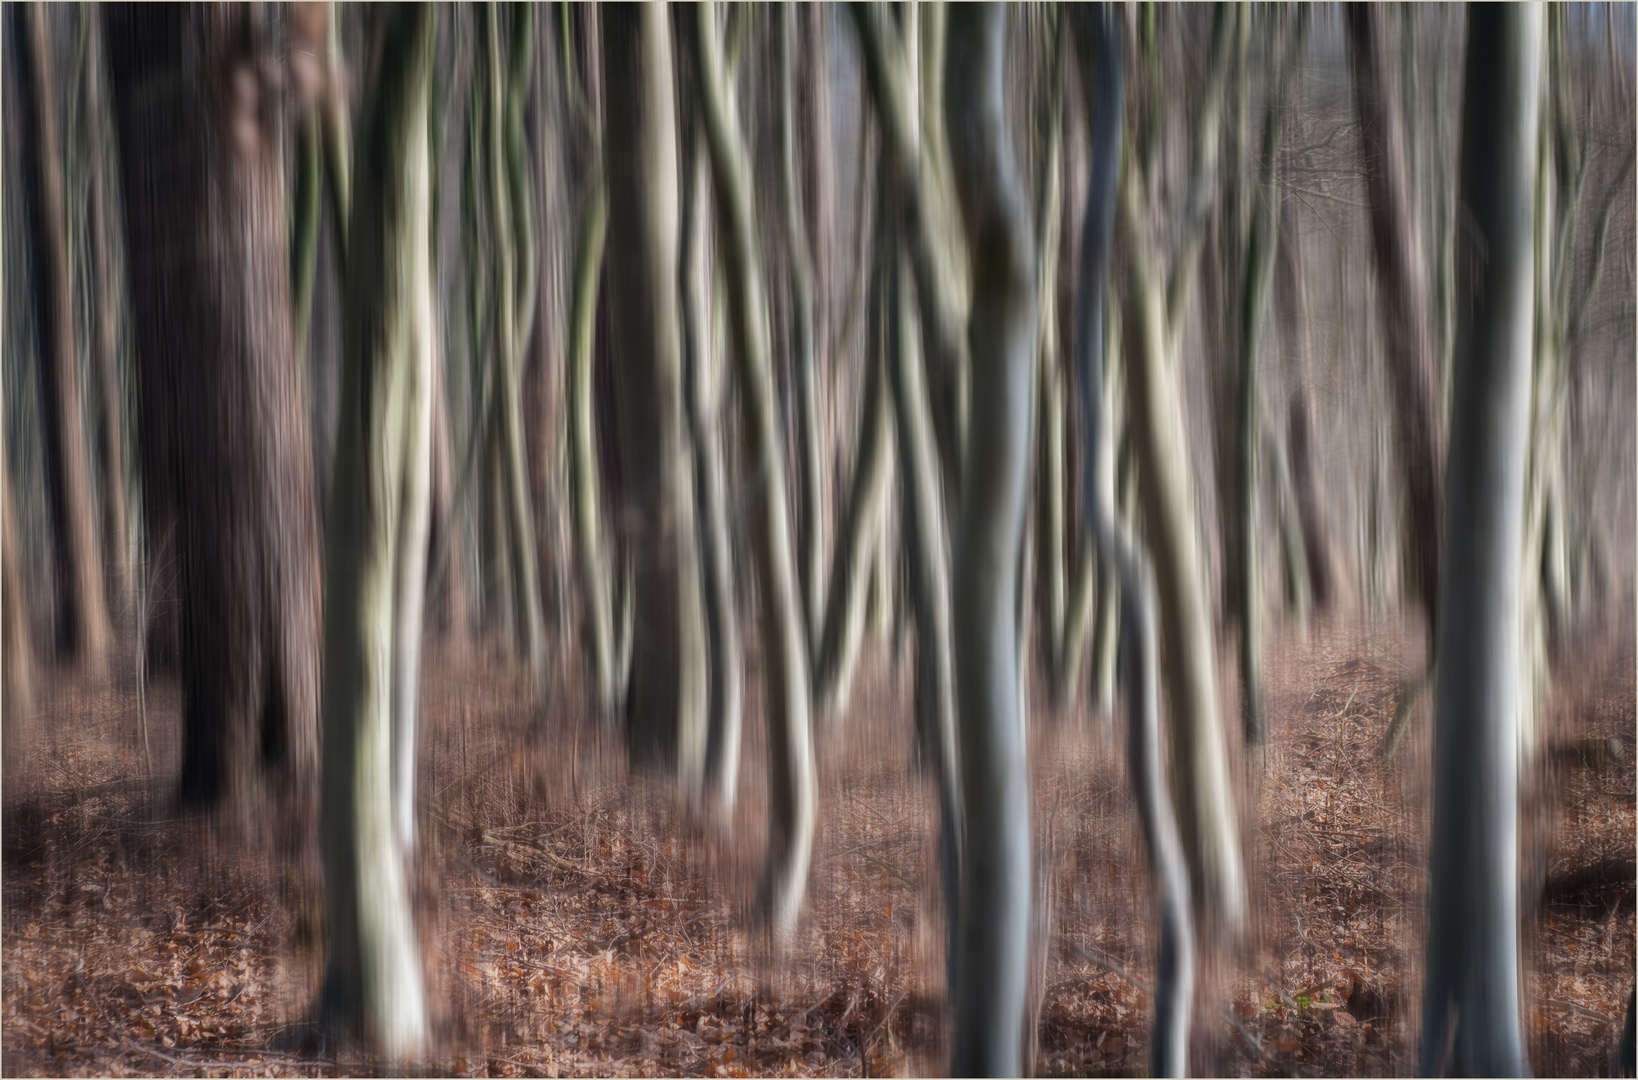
[604,5,710,790]
[19,3,109,671]
[106,4,322,811]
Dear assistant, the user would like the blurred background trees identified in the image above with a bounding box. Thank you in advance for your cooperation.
[2,2,1633,1072]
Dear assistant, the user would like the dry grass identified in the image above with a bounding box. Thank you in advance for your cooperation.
[3,602,1632,1077]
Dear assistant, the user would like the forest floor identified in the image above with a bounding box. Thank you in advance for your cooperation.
[2,603,1632,1077]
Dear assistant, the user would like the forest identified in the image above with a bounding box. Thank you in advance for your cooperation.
[1,2,1634,1077]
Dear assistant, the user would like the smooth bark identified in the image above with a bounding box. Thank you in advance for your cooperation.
[317,3,437,1056]
[944,8,1036,1073]
[692,3,818,942]
[1420,8,1540,1075]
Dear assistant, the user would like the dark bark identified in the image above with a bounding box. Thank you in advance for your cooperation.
[604,5,710,788]
[106,4,322,810]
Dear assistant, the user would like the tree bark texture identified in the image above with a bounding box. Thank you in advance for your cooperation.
[944,7,1036,1074]
[317,3,437,1055]
[604,4,710,791]
[20,3,109,670]
[106,4,322,810]
[1420,8,1540,1075]
[692,2,817,943]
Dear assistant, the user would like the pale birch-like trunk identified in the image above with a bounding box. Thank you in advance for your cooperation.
[318,4,436,1056]
[692,2,817,941]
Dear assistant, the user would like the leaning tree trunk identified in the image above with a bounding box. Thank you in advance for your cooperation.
[680,125,743,816]
[1420,8,1540,1076]
[692,2,817,943]
[1119,4,1247,933]
[1346,5,1445,631]
[106,5,322,811]
[19,2,109,671]
[1069,11,1194,1072]
[812,244,893,724]
[603,4,710,792]
[317,3,437,1057]
[944,8,1036,1074]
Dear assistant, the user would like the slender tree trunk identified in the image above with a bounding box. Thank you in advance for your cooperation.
[604,5,710,790]
[20,2,109,671]
[692,2,817,942]
[944,8,1035,1073]
[812,247,893,723]
[1347,5,1445,631]
[1069,12,1194,1072]
[566,180,621,715]
[777,8,825,651]
[1117,6,1247,933]
[84,13,132,620]
[106,5,322,810]
[1277,196,1335,612]
[2,423,33,724]
[887,222,962,1003]
[1420,9,1540,1075]
[317,4,437,1057]
[681,125,743,816]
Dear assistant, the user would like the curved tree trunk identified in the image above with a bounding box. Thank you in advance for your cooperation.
[681,125,743,816]
[944,8,1036,1073]
[566,180,621,715]
[1420,8,1540,1075]
[604,5,710,791]
[19,3,109,672]
[317,3,437,1056]
[692,2,817,942]
[812,245,893,724]
[106,5,321,811]
[1118,5,1247,933]
[1069,11,1194,1072]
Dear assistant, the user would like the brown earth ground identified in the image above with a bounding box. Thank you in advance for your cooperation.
[3,603,1632,1077]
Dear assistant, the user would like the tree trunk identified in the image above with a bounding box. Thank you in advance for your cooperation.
[1420,8,1539,1075]
[681,125,743,816]
[1069,11,1194,1072]
[812,245,893,724]
[106,5,322,811]
[692,2,817,942]
[84,12,133,621]
[776,8,825,651]
[1277,195,1335,612]
[944,8,1035,1073]
[2,421,33,726]
[604,5,710,791]
[317,4,437,1056]
[566,179,621,715]
[887,221,962,1001]
[1346,5,1445,631]
[20,2,109,671]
